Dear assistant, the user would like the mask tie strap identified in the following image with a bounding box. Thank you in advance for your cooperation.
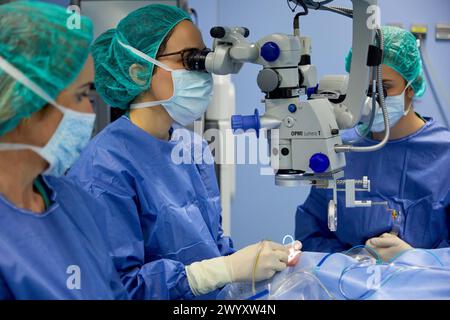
[116,39,174,72]
[0,55,59,108]
[116,39,176,110]
[0,55,91,117]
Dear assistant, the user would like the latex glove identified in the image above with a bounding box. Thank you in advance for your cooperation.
[185,256,232,296]
[365,233,412,262]
[224,240,290,283]
[287,240,302,266]
[185,241,289,296]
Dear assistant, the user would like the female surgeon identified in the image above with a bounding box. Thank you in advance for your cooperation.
[68,4,291,299]
[0,1,128,299]
[295,26,450,262]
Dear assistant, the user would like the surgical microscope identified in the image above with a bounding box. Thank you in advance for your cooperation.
[179,0,392,231]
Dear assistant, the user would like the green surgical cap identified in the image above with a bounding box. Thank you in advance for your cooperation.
[345,25,426,97]
[0,0,93,136]
[91,4,191,110]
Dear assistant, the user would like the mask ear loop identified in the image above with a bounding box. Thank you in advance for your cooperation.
[402,80,414,115]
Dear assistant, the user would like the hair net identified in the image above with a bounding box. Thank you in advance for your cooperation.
[0,1,93,136]
[345,25,426,97]
[91,4,191,110]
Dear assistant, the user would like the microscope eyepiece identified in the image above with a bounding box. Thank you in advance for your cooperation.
[183,48,211,72]
[210,26,226,39]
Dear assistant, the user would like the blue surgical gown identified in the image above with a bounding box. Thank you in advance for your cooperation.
[0,176,129,300]
[68,116,234,300]
[296,118,450,252]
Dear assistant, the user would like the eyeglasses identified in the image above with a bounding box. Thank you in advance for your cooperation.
[157,47,211,70]
[367,84,387,98]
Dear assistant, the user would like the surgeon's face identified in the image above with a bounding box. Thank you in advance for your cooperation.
[150,20,206,101]
[57,55,95,114]
[14,55,95,149]
[379,64,414,110]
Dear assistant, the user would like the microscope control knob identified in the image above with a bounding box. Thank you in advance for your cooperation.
[331,128,339,135]
[309,153,330,173]
[257,69,280,92]
[288,104,297,113]
[231,108,261,138]
[261,41,280,62]
[283,116,295,128]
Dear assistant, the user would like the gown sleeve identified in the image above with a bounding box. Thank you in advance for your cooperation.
[88,183,195,300]
[216,215,234,256]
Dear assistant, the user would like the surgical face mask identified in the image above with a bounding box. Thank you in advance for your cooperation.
[0,55,96,177]
[370,82,412,133]
[118,40,213,126]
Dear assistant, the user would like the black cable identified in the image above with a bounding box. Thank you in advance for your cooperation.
[190,8,199,26]
[296,0,309,15]
[287,0,299,12]
[321,6,353,18]
[292,0,309,33]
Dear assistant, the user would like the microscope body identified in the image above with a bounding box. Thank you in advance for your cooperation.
[195,0,380,231]
[204,28,346,185]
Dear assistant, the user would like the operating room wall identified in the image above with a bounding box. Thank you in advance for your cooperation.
[189,0,450,249]
[43,0,450,249]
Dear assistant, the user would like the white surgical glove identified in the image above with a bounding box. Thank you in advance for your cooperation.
[185,241,289,296]
[224,241,289,283]
[185,255,232,296]
[366,233,412,262]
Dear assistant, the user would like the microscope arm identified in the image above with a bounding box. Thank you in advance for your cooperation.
[331,0,378,129]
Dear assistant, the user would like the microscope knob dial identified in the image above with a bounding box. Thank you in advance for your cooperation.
[309,153,330,173]
[261,41,280,62]
[257,68,280,92]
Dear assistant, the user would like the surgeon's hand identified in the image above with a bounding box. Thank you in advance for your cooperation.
[366,233,412,262]
[185,241,291,296]
[224,241,290,283]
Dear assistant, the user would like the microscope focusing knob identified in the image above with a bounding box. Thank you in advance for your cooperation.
[257,68,280,92]
[260,41,280,62]
[309,153,330,173]
[288,104,297,113]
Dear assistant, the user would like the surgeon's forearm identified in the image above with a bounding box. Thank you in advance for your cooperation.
[121,259,195,300]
